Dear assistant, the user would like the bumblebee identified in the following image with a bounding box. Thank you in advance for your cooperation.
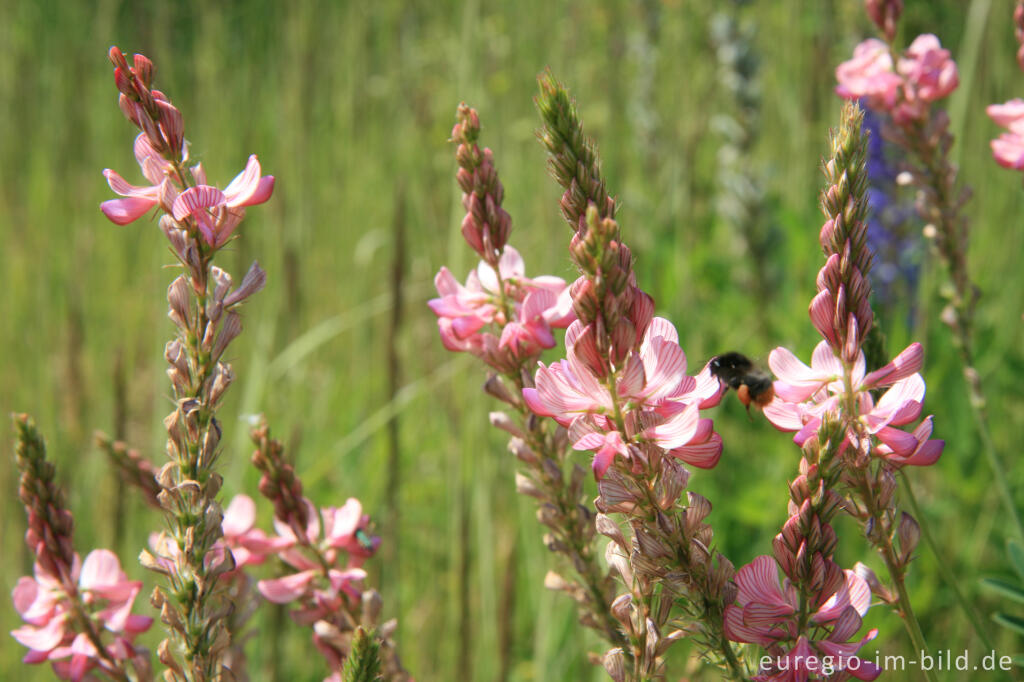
[709,352,775,410]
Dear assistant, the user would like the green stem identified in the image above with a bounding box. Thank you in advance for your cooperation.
[958,353,1023,540]
[899,472,1002,656]
[879,539,938,682]
[860,466,936,682]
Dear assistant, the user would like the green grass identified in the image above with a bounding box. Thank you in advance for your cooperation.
[1,0,1023,679]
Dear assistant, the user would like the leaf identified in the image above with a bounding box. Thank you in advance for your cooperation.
[980,578,1024,605]
[1009,539,1024,581]
[993,613,1024,638]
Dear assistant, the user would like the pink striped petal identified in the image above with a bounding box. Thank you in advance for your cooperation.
[79,550,126,591]
[723,605,776,646]
[497,246,525,278]
[103,168,160,198]
[809,290,838,345]
[617,353,646,398]
[762,399,805,432]
[11,612,67,652]
[641,338,687,401]
[668,432,722,469]
[172,185,226,221]
[735,555,787,606]
[861,342,923,388]
[647,401,699,449]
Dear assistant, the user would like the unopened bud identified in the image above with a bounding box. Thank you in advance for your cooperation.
[489,411,524,438]
[224,261,267,308]
[167,276,191,330]
[515,472,544,500]
[603,648,627,682]
[897,512,920,564]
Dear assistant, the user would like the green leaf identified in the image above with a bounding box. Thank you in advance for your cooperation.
[1008,539,1024,581]
[980,578,1024,605]
[1013,655,1024,668]
[993,613,1024,638]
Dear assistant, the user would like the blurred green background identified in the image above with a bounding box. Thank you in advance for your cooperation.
[2,0,1022,679]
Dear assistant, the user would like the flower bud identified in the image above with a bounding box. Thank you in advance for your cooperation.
[603,648,627,682]
[897,512,920,564]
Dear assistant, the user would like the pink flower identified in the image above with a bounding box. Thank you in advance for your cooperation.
[525,317,723,477]
[725,556,880,681]
[101,134,176,225]
[988,100,1024,169]
[222,494,286,569]
[430,246,574,362]
[256,497,377,618]
[171,155,275,247]
[762,341,943,466]
[11,550,152,681]
[835,39,903,110]
[898,34,959,103]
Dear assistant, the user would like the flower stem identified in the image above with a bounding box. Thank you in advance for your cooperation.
[899,472,1001,655]
[860,468,937,682]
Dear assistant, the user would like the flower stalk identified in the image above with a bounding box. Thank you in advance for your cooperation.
[12,414,154,682]
[249,421,409,681]
[531,74,744,681]
[102,46,273,680]
[434,103,624,653]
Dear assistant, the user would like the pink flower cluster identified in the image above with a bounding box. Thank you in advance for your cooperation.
[987,99,1024,169]
[102,135,273,247]
[101,48,274,247]
[256,497,377,622]
[724,556,880,681]
[524,316,724,478]
[836,35,958,122]
[11,550,153,681]
[763,341,943,467]
[430,247,575,370]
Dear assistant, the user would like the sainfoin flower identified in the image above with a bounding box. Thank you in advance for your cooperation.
[987,99,1024,169]
[257,497,377,621]
[724,556,880,681]
[762,341,943,466]
[11,550,152,680]
[836,34,958,122]
[100,133,177,225]
[429,246,574,364]
[524,317,723,477]
[897,34,959,103]
[171,155,275,247]
[835,39,902,110]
